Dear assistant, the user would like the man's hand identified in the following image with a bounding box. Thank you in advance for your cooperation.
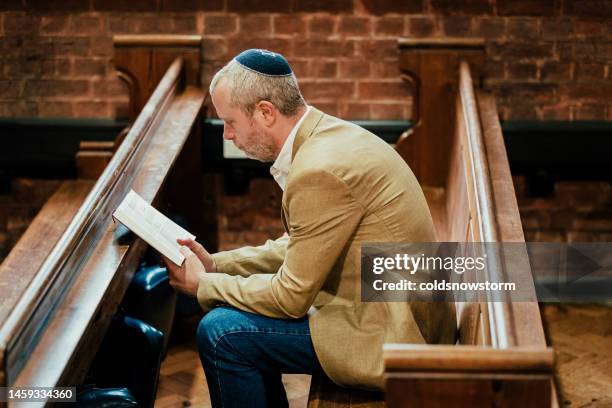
[177,238,217,272]
[163,246,206,297]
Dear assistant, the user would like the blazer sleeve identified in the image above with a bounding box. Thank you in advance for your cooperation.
[211,234,289,278]
[197,169,364,318]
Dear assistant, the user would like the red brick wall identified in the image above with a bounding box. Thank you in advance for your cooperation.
[514,177,612,243]
[0,179,62,260]
[1,0,611,120]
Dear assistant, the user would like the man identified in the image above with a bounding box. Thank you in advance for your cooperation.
[164,49,456,408]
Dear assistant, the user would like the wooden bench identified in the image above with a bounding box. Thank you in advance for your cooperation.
[0,36,206,406]
[308,38,556,407]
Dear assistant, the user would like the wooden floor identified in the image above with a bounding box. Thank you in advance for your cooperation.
[155,336,310,407]
[543,303,612,407]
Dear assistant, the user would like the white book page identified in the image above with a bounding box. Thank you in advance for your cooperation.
[113,190,196,265]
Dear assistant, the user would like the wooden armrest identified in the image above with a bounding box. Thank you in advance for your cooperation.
[384,344,554,373]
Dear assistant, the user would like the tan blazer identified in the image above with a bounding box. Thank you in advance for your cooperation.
[198,107,456,390]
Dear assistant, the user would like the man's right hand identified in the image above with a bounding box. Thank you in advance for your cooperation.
[176,238,217,273]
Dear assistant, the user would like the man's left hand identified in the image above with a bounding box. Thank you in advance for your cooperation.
[163,246,206,297]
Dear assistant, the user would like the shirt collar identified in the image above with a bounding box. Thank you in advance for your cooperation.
[270,105,311,190]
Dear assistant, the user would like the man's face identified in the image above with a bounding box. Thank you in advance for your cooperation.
[211,80,277,162]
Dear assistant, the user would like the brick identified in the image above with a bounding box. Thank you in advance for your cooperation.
[497,0,559,16]
[339,102,370,119]
[520,209,553,230]
[3,14,40,34]
[564,0,612,17]
[308,16,336,37]
[575,20,607,38]
[309,60,337,78]
[90,36,114,56]
[240,15,272,37]
[575,103,608,120]
[373,16,404,37]
[73,57,107,77]
[293,39,352,58]
[564,83,612,101]
[37,101,74,117]
[573,42,601,63]
[361,0,423,15]
[576,63,606,80]
[504,102,539,120]
[24,79,89,97]
[472,17,505,38]
[507,62,537,80]
[572,211,612,231]
[107,14,140,33]
[26,0,91,11]
[431,0,491,15]
[92,78,127,99]
[339,16,371,37]
[442,16,472,37]
[310,102,339,117]
[541,18,573,39]
[201,38,228,61]
[288,59,308,78]
[540,104,570,120]
[241,230,272,245]
[339,60,369,78]
[370,103,405,120]
[227,38,293,59]
[227,0,292,13]
[225,211,256,231]
[371,62,400,79]
[273,15,306,36]
[356,39,398,59]
[489,41,553,59]
[171,15,197,33]
[540,62,572,81]
[566,231,609,242]
[533,230,565,242]
[41,58,72,77]
[485,60,504,80]
[494,83,557,102]
[0,80,22,98]
[294,0,352,13]
[159,0,223,11]
[300,80,355,100]
[0,101,37,116]
[93,0,157,12]
[358,80,411,100]
[506,18,540,39]
[555,182,611,208]
[204,15,237,36]
[70,14,103,35]
[407,17,437,37]
[138,15,174,33]
[40,15,70,35]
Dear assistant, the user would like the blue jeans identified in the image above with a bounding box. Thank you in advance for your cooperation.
[197,306,324,408]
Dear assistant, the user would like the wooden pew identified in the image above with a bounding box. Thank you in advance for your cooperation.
[0,35,205,406]
[308,38,556,407]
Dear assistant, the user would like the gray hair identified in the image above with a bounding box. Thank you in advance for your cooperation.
[209,59,306,117]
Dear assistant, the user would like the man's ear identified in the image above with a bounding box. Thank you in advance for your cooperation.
[255,100,276,127]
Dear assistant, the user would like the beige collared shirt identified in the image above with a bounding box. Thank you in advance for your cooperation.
[270,106,311,191]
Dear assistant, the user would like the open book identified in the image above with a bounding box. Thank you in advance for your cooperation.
[113,189,195,266]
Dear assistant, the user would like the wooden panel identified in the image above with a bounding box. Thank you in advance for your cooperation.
[0,180,93,389]
[384,345,553,373]
[386,374,551,408]
[396,38,485,187]
[308,375,385,408]
[113,34,202,120]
